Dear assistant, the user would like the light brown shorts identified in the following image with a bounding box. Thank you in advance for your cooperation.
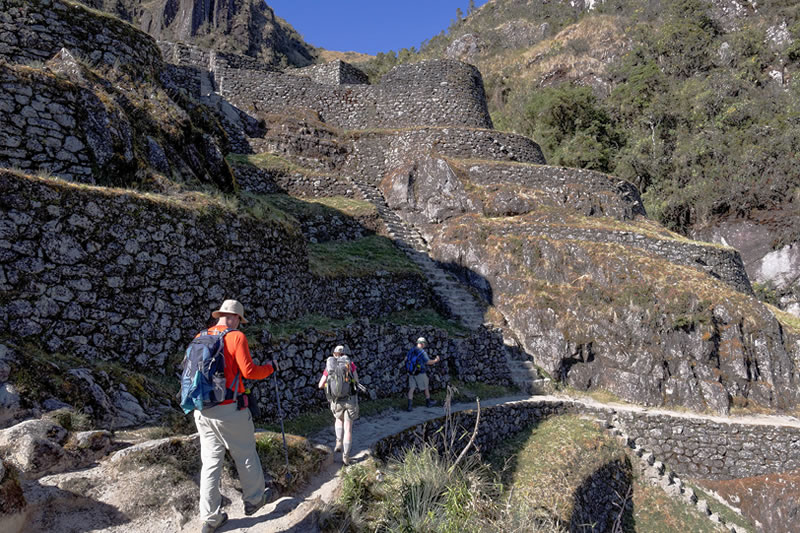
[331,395,359,421]
[408,373,429,392]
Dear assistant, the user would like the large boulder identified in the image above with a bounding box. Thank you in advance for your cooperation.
[380,155,474,232]
[0,418,113,479]
[0,461,27,533]
[0,419,69,478]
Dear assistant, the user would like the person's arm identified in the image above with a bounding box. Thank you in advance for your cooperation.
[231,333,274,380]
[318,370,328,389]
[425,351,440,365]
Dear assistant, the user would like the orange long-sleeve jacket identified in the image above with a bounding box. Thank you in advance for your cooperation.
[202,324,274,405]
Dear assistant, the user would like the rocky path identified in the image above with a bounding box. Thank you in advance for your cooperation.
[177,391,800,532]
[178,393,529,532]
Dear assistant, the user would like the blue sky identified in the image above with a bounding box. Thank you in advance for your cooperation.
[267,1,490,55]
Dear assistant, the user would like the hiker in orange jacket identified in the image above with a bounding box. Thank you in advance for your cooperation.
[195,299,275,533]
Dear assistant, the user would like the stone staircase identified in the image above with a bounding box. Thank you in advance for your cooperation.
[506,354,551,395]
[348,178,555,394]
[349,179,487,330]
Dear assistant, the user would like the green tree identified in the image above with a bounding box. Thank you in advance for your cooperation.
[522,86,622,173]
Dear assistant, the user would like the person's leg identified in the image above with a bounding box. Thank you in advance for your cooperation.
[195,410,227,525]
[420,374,435,406]
[342,397,358,464]
[217,406,266,506]
[334,417,344,452]
[342,414,353,463]
[407,374,416,410]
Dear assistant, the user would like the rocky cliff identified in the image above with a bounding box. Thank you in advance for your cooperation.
[80,0,317,67]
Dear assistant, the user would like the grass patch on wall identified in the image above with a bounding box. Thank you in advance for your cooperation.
[261,308,465,343]
[263,193,376,220]
[226,152,320,176]
[766,303,800,334]
[262,314,359,341]
[308,235,420,277]
[376,308,469,337]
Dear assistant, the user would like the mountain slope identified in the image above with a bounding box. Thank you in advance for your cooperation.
[81,0,318,67]
[384,0,800,314]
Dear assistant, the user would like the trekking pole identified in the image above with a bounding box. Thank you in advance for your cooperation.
[272,372,291,481]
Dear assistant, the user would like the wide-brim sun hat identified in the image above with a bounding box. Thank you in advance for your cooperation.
[212,299,249,324]
[334,345,345,354]
[417,337,427,345]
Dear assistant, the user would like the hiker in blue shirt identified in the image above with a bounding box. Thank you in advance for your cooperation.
[405,337,440,411]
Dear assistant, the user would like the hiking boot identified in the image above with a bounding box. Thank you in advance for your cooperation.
[201,513,228,533]
[334,439,342,452]
[342,453,350,466]
[426,398,436,408]
[406,399,413,412]
[244,488,272,516]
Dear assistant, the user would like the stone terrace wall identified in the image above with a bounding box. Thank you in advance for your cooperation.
[0,0,162,78]
[461,162,647,220]
[0,65,96,182]
[158,41,275,74]
[0,171,434,369]
[495,223,753,294]
[162,48,494,130]
[373,398,800,482]
[614,409,800,480]
[0,170,310,367]
[253,321,513,417]
[292,60,369,86]
[347,128,547,186]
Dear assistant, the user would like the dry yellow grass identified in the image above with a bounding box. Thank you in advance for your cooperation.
[318,49,375,63]
[477,15,629,83]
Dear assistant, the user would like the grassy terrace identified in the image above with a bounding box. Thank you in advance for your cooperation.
[262,193,377,220]
[476,208,728,249]
[308,235,420,278]
[227,152,325,176]
[261,308,467,342]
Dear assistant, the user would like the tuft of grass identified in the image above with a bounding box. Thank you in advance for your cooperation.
[43,408,92,432]
[308,235,420,278]
[253,431,328,494]
[766,303,800,334]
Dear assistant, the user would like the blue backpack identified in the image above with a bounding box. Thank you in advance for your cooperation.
[179,328,238,414]
[405,347,425,375]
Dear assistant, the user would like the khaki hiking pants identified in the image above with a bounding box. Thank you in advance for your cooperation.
[194,402,265,523]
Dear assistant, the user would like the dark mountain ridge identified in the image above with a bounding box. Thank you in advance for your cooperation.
[80,0,317,67]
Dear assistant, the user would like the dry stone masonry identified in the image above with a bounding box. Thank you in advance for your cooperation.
[159,41,494,130]
[0,170,431,369]
[0,0,162,78]
[254,320,513,418]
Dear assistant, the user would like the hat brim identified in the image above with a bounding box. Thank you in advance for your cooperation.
[212,310,248,324]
